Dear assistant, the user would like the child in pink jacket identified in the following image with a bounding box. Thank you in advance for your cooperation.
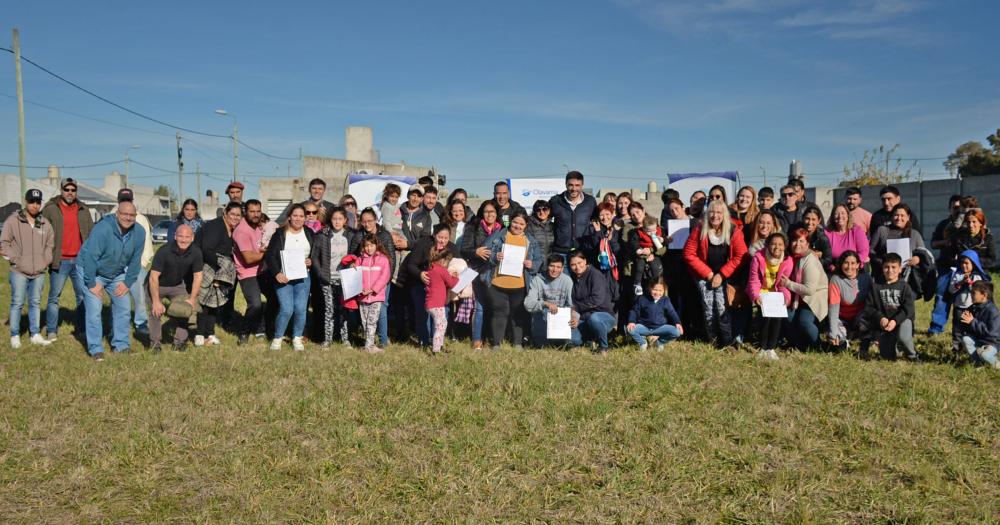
[746,232,794,359]
[352,234,391,353]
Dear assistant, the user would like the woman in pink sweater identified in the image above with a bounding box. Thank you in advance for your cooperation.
[825,204,869,272]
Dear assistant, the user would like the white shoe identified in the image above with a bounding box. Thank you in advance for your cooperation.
[29,334,52,346]
[205,335,221,345]
[45,332,58,342]
[10,336,21,349]
[194,335,205,347]
[767,349,780,360]
[270,338,282,351]
[292,337,305,351]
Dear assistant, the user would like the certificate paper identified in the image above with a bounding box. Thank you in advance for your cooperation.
[499,244,527,276]
[546,307,572,340]
[452,268,479,294]
[339,267,363,299]
[887,238,911,264]
[280,249,307,280]
[761,292,787,318]
[668,220,690,249]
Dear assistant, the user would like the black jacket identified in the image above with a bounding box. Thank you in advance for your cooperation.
[310,227,358,286]
[864,279,915,325]
[548,191,597,254]
[461,222,499,274]
[349,226,396,278]
[943,229,997,271]
[772,203,805,232]
[401,204,439,247]
[572,266,615,320]
[493,199,527,229]
[195,217,234,271]
[808,229,834,270]
[401,236,459,287]
[264,227,315,279]
[526,216,555,261]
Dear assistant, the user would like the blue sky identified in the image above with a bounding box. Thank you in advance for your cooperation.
[1,0,998,200]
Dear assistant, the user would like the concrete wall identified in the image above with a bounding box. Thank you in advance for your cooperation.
[345,127,375,163]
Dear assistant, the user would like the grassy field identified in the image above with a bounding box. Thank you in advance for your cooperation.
[1,262,999,523]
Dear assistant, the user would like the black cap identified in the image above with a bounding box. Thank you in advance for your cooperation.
[25,189,43,203]
[117,188,134,202]
[61,178,78,190]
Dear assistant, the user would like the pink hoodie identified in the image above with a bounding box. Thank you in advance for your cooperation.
[746,250,794,305]
[354,252,391,303]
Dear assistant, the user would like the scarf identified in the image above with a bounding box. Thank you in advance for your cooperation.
[480,219,502,236]
[597,229,618,281]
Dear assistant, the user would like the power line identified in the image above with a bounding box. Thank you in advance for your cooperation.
[0,92,175,137]
[0,159,123,169]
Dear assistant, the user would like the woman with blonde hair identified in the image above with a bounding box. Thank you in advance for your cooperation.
[730,185,759,242]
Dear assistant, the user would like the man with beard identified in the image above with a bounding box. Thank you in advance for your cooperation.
[146,224,203,352]
[233,199,274,344]
[41,178,94,341]
[844,187,871,234]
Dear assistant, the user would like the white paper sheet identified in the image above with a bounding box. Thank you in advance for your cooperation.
[668,219,691,249]
[887,238,911,264]
[499,244,527,276]
[546,307,572,340]
[760,292,787,318]
[339,267,363,299]
[451,267,479,294]
[280,249,308,280]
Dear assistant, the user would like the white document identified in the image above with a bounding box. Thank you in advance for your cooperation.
[760,292,787,318]
[668,219,690,250]
[887,238,911,264]
[451,267,479,294]
[280,249,308,280]
[499,244,527,276]
[546,307,572,340]
[339,267,363,299]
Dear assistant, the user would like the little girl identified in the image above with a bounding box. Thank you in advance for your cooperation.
[425,250,459,353]
[355,234,392,353]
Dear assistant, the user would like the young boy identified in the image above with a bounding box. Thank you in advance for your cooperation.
[524,254,579,347]
[626,278,683,351]
[948,249,990,350]
[958,281,1000,368]
[859,253,918,361]
[630,216,665,295]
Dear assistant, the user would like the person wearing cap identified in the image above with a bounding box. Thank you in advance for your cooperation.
[527,199,555,261]
[1,189,55,348]
[146,224,203,352]
[76,201,146,360]
[400,184,431,249]
[114,188,155,338]
[216,181,245,218]
[40,177,95,341]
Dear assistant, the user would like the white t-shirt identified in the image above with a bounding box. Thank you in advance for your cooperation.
[284,228,310,253]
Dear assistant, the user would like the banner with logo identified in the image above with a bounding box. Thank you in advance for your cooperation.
[508,178,565,206]
[666,172,739,204]
[348,172,417,210]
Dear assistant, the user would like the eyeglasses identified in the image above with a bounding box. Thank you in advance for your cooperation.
[343,202,357,207]
[781,192,796,197]
[305,210,318,216]
[711,195,724,200]
[63,189,77,193]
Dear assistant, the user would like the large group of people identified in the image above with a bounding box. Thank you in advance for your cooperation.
[2,172,999,369]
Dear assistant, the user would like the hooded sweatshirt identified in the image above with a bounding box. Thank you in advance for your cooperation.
[524,271,574,313]
[0,209,54,277]
[966,300,1000,347]
[948,249,991,310]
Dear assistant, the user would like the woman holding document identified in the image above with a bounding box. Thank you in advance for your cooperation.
[265,204,315,351]
[746,232,792,360]
[480,212,542,350]
[869,203,924,281]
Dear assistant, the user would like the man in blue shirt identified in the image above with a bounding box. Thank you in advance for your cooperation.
[76,201,145,361]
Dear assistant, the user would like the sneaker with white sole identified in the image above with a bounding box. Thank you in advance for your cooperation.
[205,335,221,346]
[270,338,282,350]
[45,332,58,342]
[292,337,305,351]
[194,335,205,347]
[767,349,779,360]
[10,335,21,349]
[29,334,52,346]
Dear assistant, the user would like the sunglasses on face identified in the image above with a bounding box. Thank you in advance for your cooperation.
[782,192,795,197]
[305,210,318,216]
[63,189,77,193]
[344,202,356,207]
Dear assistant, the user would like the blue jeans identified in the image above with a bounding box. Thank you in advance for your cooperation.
[130,267,149,329]
[78,268,132,355]
[961,336,998,367]
[274,276,310,339]
[579,311,616,349]
[377,284,390,345]
[530,312,582,346]
[928,272,952,334]
[9,271,45,337]
[46,258,86,335]
[628,323,681,347]
[471,280,488,343]
[788,306,820,351]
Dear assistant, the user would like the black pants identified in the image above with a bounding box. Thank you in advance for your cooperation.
[485,285,527,346]
[308,278,325,342]
[198,306,219,337]
[759,315,783,350]
[239,275,275,337]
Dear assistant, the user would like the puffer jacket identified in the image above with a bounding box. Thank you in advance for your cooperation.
[343,252,391,303]
[0,210,54,277]
[310,226,357,286]
[526,216,555,261]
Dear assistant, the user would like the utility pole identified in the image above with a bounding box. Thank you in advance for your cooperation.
[196,162,202,209]
[176,132,184,206]
[13,28,27,199]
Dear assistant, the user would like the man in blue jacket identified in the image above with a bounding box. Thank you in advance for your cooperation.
[76,201,145,361]
[548,171,597,259]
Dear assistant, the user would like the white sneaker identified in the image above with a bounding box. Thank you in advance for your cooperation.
[45,332,58,342]
[270,338,282,351]
[29,334,52,346]
[292,337,305,351]
[194,335,205,347]
[767,349,780,360]
[634,284,644,296]
[10,336,21,349]
[205,335,221,346]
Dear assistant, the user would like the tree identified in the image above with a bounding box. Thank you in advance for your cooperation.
[154,184,171,197]
[838,144,918,188]
[946,129,1000,177]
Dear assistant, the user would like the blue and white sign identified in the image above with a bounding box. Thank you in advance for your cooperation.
[508,178,565,205]
[348,172,417,211]
[667,172,739,204]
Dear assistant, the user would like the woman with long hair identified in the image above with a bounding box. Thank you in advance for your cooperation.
[800,205,833,270]
[869,203,925,277]
[266,203,315,351]
[462,200,504,349]
[730,185,759,242]
[579,202,622,306]
[825,203,869,272]
[479,212,542,349]
[827,250,872,352]
[167,198,203,243]
[682,199,748,346]
[614,192,632,228]
[310,206,359,348]
[746,210,780,257]
[746,231,793,359]
[404,224,460,347]
[443,199,472,246]
[779,226,829,351]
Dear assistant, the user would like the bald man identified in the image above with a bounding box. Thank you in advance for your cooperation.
[76,202,146,360]
[146,224,204,352]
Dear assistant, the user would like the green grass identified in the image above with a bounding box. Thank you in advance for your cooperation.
[1,262,999,523]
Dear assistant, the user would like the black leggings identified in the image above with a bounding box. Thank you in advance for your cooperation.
[485,285,527,346]
[759,315,784,350]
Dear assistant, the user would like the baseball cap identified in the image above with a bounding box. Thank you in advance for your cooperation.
[226,181,246,191]
[407,184,424,196]
[117,188,135,202]
[25,189,43,203]
[60,178,78,190]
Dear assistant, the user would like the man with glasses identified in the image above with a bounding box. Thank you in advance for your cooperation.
[870,185,920,237]
[41,178,94,341]
[773,184,805,232]
[844,187,871,234]
[77,201,145,361]
[114,188,155,340]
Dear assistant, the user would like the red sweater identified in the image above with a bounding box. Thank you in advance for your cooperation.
[682,225,748,279]
[58,200,83,258]
[425,264,459,309]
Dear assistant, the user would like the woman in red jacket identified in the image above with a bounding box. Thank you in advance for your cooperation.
[683,199,748,346]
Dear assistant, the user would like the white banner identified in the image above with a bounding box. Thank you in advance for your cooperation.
[347,173,417,211]
[508,178,565,206]
[666,172,739,205]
